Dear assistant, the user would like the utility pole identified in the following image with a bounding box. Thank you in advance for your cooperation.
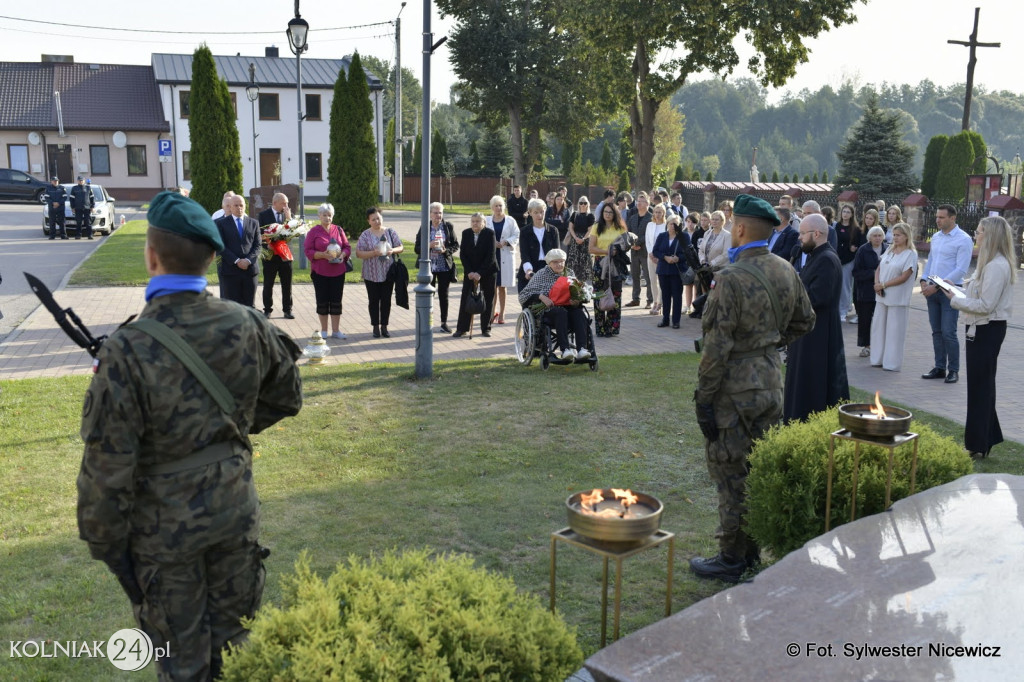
[948,7,1000,131]
[394,2,406,204]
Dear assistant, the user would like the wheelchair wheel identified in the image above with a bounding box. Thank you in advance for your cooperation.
[514,312,535,365]
[541,353,550,370]
[589,358,598,371]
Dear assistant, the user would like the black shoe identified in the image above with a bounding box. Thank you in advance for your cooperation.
[372,326,381,338]
[672,323,680,329]
[61,236,69,240]
[49,237,55,240]
[439,323,451,333]
[944,370,959,384]
[381,326,390,338]
[87,236,94,240]
[689,554,747,583]
[481,330,491,337]
[283,312,295,320]
[657,320,670,328]
[921,367,946,379]
[452,331,466,338]
[75,236,81,240]
[263,310,272,318]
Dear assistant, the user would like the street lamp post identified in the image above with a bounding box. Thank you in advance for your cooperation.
[286,0,309,224]
[245,63,260,193]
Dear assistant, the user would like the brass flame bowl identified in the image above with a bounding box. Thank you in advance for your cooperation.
[565,489,663,544]
[838,403,913,439]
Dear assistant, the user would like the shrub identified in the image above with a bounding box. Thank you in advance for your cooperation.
[220,549,583,681]
[746,409,973,557]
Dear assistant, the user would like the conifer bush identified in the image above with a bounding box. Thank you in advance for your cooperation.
[220,549,583,681]
[746,409,973,558]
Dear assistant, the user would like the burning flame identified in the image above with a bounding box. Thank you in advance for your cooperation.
[579,488,639,518]
[868,391,887,419]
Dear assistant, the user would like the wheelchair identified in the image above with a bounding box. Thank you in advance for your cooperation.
[514,305,598,371]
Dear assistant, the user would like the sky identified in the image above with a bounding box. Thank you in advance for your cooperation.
[1,0,1021,107]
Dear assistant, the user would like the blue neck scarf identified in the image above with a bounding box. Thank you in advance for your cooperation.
[728,240,768,264]
[145,274,207,302]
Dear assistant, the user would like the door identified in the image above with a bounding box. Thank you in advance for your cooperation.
[46,144,73,182]
[259,148,281,188]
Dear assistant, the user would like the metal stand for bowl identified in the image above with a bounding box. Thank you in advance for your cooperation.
[825,429,920,531]
[549,527,674,647]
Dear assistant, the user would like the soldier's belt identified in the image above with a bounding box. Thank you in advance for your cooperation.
[729,347,776,361]
[139,441,248,476]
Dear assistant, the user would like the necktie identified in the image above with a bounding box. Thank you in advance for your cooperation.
[236,217,244,239]
[276,212,281,223]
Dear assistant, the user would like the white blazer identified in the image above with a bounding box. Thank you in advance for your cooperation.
[487,214,520,289]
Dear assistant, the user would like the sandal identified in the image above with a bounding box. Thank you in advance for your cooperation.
[492,313,499,323]
[497,315,506,324]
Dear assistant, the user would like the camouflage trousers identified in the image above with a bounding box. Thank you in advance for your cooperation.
[132,535,266,682]
[704,398,780,562]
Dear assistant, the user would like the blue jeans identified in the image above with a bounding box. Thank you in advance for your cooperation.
[926,291,959,372]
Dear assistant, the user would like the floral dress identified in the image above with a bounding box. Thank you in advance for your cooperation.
[592,226,626,337]
[566,211,595,285]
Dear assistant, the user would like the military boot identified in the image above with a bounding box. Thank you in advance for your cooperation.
[689,553,746,583]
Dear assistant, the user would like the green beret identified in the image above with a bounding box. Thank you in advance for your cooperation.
[733,193,780,227]
[147,191,224,251]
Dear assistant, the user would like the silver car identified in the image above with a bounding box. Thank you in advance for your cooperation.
[42,184,117,236]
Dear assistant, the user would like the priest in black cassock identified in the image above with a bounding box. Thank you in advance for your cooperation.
[783,213,849,422]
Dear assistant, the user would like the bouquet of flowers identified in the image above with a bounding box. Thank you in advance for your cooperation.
[261,218,310,261]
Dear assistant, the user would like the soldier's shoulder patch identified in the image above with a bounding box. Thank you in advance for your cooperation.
[92,357,100,373]
[709,279,716,289]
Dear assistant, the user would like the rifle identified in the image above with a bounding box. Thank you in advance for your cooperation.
[23,272,131,358]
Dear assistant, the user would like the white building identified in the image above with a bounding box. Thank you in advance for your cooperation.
[152,48,384,201]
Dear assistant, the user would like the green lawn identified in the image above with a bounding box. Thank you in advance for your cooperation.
[0,357,1020,680]
[68,220,440,288]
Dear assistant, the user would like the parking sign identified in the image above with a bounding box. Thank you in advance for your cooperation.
[158,140,172,156]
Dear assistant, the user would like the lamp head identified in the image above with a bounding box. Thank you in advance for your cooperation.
[287,15,309,53]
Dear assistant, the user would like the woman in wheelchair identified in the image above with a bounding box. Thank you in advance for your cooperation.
[518,249,592,361]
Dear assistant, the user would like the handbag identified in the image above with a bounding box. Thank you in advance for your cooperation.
[465,283,487,315]
[597,266,616,311]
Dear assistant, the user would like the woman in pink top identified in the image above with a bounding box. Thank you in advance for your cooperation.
[303,203,351,340]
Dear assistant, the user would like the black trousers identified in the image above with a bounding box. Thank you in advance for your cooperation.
[544,306,589,352]
[220,275,257,308]
[431,271,452,323]
[854,300,875,348]
[262,256,293,314]
[73,208,92,238]
[48,207,65,237]
[965,321,1005,455]
[455,275,495,334]
[310,271,344,316]
[364,279,395,326]
[658,273,683,325]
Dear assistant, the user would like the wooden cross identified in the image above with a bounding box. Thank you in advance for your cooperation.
[948,7,1000,131]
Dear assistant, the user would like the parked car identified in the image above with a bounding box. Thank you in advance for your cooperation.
[0,169,49,203]
[42,184,117,236]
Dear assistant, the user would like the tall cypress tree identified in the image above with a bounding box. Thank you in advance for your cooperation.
[966,131,987,174]
[188,45,241,212]
[337,53,379,240]
[562,140,582,178]
[326,58,350,217]
[935,131,975,201]
[601,141,613,173]
[431,128,447,176]
[921,134,948,197]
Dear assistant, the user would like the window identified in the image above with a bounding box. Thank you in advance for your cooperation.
[127,145,147,176]
[90,145,110,175]
[305,93,321,121]
[305,152,322,181]
[259,93,280,120]
[180,89,234,117]
[182,151,191,181]
[8,144,29,172]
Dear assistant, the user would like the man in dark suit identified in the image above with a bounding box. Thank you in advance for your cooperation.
[215,194,262,307]
[517,199,560,291]
[257,192,294,319]
[769,206,799,261]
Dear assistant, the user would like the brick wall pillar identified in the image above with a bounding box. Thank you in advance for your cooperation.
[702,184,718,213]
[903,193,930,243]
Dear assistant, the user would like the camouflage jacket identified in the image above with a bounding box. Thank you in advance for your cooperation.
[696,248,815,412]
[77,291,302,561]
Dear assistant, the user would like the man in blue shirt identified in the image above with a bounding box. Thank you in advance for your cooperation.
[919,204,974,383]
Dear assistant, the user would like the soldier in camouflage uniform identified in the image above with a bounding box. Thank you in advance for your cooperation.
[690,194,815,583]
[77,191,303,681]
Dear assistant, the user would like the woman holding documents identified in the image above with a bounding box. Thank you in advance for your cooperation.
[869,223,917,371]
[946,216,1016,458]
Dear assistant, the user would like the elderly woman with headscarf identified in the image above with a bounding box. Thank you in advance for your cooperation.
[518,249,591,361]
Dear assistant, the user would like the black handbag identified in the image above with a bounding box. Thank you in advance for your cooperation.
[465,284,486,315]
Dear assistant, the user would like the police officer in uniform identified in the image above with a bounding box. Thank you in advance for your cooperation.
[69,176,95,239]
[45,176,68,240]
[690,194,815,582]
[77,191,303,680]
